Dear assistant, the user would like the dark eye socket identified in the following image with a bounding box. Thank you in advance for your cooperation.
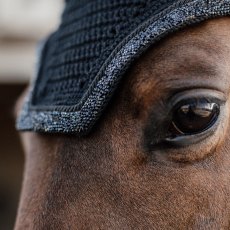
[169,98,220,137]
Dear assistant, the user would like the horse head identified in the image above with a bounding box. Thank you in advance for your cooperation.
[14,0,230,229]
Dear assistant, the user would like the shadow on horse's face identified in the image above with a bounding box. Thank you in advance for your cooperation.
[15,17,230,229]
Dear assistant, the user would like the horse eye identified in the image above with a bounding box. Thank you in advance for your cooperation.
[169,98,220,136]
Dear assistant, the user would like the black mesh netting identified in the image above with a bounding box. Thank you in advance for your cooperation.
[32,0,176,107]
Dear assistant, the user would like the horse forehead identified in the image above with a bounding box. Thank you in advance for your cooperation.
[137,18,230,67]
[129,18,230,97]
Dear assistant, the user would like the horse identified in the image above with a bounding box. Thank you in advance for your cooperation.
[14,4,230,230]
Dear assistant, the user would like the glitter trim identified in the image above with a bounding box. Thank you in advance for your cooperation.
[17,0,230,134]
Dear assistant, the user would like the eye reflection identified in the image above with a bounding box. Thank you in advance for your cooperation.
[170,98,220,136]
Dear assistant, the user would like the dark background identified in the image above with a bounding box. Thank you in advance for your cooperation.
[0,84,25,229]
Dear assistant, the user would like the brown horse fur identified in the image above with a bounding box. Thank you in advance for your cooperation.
[14,17,230,229]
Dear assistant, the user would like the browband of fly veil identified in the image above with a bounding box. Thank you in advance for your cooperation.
[17,0,230,135]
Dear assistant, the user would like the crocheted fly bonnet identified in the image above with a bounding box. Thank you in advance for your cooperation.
[17,0,230,135]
